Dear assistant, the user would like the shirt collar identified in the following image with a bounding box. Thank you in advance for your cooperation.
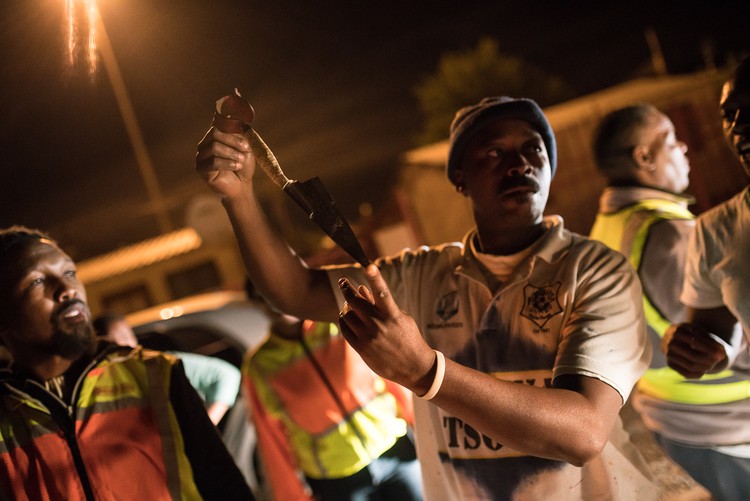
[457,215,571,283]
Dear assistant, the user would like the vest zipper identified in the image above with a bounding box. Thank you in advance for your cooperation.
[8,349,117,501]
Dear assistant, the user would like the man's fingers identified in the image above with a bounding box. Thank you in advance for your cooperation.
[666,339,724,378]
[364,264,399,316]
[668,326,725,363]
[338,280,379,330]
[358,284,374,304]
[338,278,374,310]
[340,301,364,330]
[336,267,399,328]
[196,128,250,165]
[670,367,706,380]
[195,155,241,176]
[666,356,707,379]
[205,127,251,151]
[661,324,678,354]
[690,336,725,359]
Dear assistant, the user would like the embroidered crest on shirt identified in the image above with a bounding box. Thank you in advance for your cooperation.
[521,282,562,328]
[436,291,459,321]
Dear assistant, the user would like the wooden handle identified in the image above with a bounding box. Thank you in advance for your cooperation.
[213,89,291,188]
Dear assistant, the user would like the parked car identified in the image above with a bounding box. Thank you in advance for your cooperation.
[125,290,270,496]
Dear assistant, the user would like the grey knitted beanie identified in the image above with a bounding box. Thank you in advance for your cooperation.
[446,97,557,184]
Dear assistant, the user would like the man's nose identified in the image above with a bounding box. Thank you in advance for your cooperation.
[54,279,78,302]
[506,153,532,176]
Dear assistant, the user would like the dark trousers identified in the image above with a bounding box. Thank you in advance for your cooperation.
[305,434,423,501]
[655,432,750,501]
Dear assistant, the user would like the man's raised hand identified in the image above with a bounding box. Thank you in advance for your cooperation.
[195,127,254,199]
[337,265,436,394]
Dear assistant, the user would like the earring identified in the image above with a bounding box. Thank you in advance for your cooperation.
[456,184,465,194]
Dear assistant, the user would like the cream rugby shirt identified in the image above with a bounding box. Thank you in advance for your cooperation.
[326,216,655,500]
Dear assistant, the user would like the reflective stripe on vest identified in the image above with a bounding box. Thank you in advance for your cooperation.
[0,348,201,500]
[245,321,407,478]
[590,198,750,405]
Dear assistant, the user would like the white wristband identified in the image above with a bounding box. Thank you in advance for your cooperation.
[419,350,446,400]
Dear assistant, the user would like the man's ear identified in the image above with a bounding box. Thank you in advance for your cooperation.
[632,144,654,170]
[452,170,468,196]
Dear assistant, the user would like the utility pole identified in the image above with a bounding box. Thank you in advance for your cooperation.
[92,7,174,234]
[644,27,668,77]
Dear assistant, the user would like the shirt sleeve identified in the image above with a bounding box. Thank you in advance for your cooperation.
[175,352,242,406]
[555,245,652,403]
[680,218,725,309]
[169,361,255,500]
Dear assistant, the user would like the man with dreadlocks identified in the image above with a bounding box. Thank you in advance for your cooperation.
[0,226,254,500]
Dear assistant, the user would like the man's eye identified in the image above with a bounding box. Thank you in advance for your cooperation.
[30,277,44,287]
[65,270,77,278]
[488,148,503,158]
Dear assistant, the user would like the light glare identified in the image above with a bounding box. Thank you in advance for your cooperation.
[64,0,99,77]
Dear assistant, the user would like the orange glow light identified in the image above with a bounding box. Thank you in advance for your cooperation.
[64,0,99,77]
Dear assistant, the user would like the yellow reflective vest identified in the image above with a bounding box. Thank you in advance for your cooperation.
[590,197,750,404]
[0,346,202,501]
[243,321,412,499]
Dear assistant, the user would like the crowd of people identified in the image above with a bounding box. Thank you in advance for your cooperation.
[0,54,748,500]
[588,102,750,499]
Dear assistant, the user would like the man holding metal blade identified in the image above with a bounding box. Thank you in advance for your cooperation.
[196,96,657,499]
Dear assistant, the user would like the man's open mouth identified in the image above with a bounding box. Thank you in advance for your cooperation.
[56,301,87,324]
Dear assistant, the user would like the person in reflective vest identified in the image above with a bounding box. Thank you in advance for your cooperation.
[242,281,422,501]
[589,103,750,499]
[0,226,255,501]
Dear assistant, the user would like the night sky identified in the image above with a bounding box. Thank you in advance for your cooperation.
[1,0,748,260]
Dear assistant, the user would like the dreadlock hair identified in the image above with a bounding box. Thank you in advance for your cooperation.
[0,226,56,269]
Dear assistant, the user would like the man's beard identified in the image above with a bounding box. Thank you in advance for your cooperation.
[48,300,96,359]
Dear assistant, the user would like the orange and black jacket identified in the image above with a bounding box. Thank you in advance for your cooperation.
[0,342,254,501]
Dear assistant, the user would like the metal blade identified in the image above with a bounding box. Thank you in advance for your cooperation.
[284,178,370,267]
[213,90,369,266]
